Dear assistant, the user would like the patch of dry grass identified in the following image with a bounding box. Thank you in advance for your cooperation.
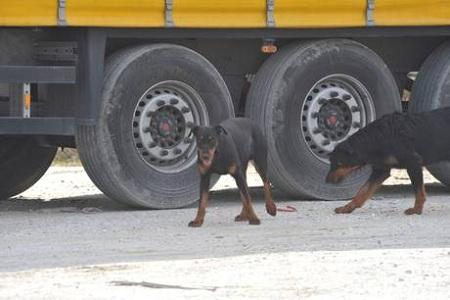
[52,148,81,166]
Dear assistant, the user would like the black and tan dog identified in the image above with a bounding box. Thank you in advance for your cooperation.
[326,107,450,215]
[188,118,277,227]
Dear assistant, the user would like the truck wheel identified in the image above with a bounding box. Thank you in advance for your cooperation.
[410,41,450,187]
[76,44,234,209]
[0,137,56,199]
[246,39,400,199]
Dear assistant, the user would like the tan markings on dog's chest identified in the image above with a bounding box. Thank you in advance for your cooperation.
[198,162,210,175]
[197,149,216,175]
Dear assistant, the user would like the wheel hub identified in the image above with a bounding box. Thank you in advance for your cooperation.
[317,98,352,141]
[325,114,338,128]
[301,75,375,161]
[132,81,208,173]
[149,105,186,147]
[158,120,171,136]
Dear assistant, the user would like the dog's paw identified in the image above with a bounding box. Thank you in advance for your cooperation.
[188,220,203,227]
[266,202,277,217]
[334,205,355,214]
[404,208,422,215]
[234,214,249,222]
[249,218,261,225]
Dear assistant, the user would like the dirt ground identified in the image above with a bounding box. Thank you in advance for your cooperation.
[1,166,450,299]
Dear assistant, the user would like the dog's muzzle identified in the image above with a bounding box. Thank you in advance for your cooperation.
[200,153,211,161]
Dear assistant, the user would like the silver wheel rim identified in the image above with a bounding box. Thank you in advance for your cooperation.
[132,80,209,173]
[301,74,376,163]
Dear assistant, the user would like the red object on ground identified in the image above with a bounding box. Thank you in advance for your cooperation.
[276,205,297,212]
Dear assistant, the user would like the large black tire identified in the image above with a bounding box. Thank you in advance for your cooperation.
[410,41,450,187]
[0,137,56,199]
[76,44,234,209]
[246,39,401,199]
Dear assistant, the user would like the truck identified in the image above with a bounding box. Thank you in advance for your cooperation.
[1,0,450,208]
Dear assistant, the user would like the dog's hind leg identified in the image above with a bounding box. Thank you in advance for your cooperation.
[189,175,211,227]
[254,164,277,217]
[335,169,390,214]
[252,132,277,217]
[234,170,260,225]
[405,164,426,215]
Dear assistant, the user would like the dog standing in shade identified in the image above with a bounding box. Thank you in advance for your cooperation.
[189,118,277,227]
[326,107,450,215]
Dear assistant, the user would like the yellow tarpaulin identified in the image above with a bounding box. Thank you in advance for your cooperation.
[0,0,57,26]
[0,0,450,28]
[375,0,450,26]
[66,0,165,27]
[275,0,366,28]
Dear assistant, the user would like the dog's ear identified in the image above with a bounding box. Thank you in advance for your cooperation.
[215,125,227,135]
[192,126,200,136]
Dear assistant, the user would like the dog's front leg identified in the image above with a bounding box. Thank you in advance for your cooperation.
[189,174,211,227]
[335,168,390,214]
[405,164,426,215]
[234,171,260,225]
[234,198,249,222]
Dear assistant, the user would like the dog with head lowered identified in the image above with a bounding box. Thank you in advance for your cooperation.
[188,118,277,227]
[327,107,450,215]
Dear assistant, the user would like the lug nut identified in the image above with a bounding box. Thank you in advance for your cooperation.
[169,98,179,105]
[148,142,157,148]
[318,98,327,105]
[181,107,191,113]
[186,121,194,128]
[351,106,360,112]
[313,128,322,134]
[330,91,338,98]
[352,122,361,128]
[143,127,151,133]
[312,112,319,119]
[146,111,155,117]
[184,137,192,144]
[322,140,331,146]
[157,100,165,106]
[160,150,169,156]
[174,148,182,155]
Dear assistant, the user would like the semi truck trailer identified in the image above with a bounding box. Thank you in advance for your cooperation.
[1,0,450,208]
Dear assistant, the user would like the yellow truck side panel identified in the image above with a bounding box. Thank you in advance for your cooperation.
[0,0,57,26]
[1,0,450,28]
[66,0,165,27]
[173,0,266,27]
[375,0,450,26]
[275,0,366,28]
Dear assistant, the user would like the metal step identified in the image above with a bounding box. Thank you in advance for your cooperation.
[0,117,75,135]
[0,65,76,84]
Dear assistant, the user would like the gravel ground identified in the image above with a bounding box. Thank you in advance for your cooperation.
[1,166,450,299]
